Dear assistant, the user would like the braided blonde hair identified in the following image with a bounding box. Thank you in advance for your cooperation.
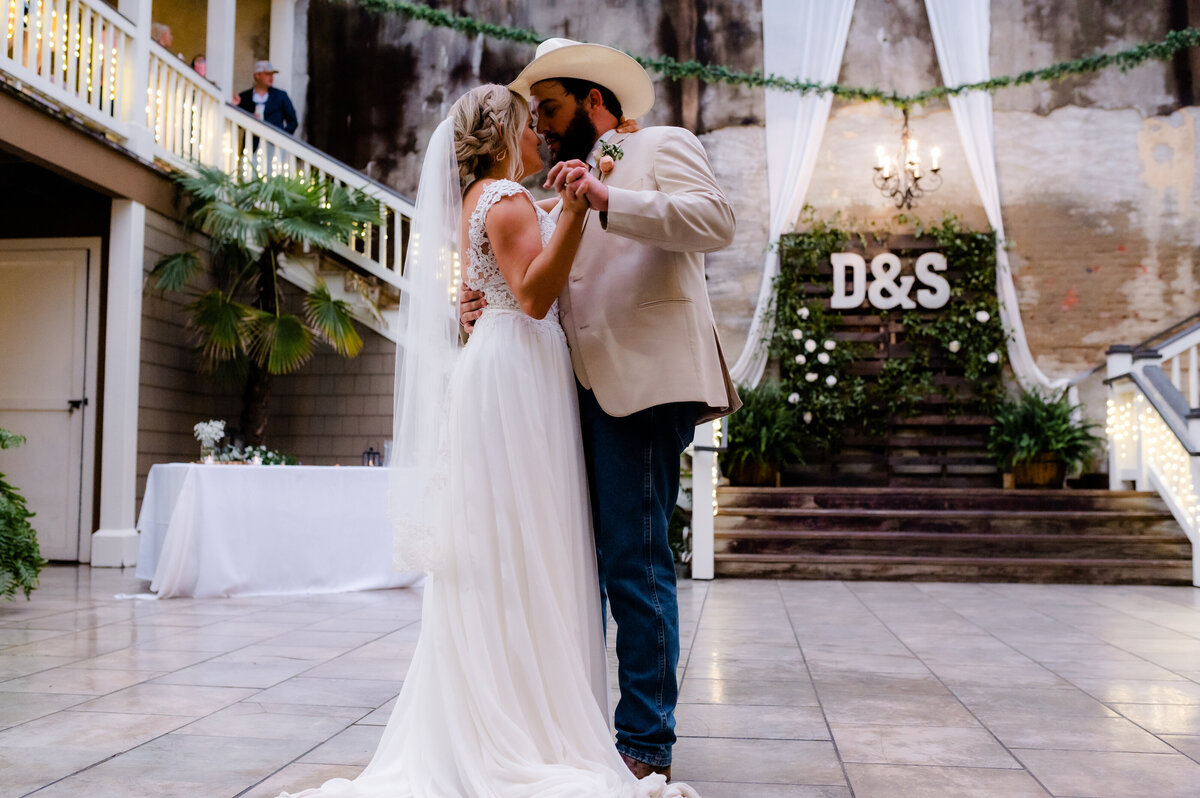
[450,84,528,193]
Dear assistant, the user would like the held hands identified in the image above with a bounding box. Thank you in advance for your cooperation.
[545,160,609,213]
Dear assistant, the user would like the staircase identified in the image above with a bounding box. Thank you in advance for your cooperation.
[714,487,1193,584]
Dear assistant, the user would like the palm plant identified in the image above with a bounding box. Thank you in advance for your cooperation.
[151,165,382,444]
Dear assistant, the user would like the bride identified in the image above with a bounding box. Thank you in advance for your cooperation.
[280,85,698,798]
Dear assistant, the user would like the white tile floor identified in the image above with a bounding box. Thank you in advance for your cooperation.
[3,567,1200,796]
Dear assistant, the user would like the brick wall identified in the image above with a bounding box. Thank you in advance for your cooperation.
[264,284,396,466]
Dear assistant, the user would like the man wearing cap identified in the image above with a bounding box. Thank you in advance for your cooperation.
[463,38,740,781]
[236,61,298,134]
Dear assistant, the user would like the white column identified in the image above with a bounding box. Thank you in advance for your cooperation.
[207,0,238,98]
[92,200,146,568]
[117,0,154,158]
[690,420,719,580]
[269,0,296,92]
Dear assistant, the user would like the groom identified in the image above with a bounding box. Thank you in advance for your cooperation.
[462,39,740,779]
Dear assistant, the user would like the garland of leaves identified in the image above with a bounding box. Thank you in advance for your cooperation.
[350,0,1200,109]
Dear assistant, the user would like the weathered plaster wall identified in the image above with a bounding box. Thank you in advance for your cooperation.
[298,0,1200,401]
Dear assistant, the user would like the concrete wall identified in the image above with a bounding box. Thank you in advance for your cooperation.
[293,0,1200,420]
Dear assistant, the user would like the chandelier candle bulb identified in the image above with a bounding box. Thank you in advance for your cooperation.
[931,147,941,171]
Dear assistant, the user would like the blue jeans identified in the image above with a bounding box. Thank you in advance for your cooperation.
[577,385,699,768]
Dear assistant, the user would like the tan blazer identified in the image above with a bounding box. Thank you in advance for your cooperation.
[556,125,741,424]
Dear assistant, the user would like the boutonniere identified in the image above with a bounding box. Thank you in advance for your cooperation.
[596,140,624,174]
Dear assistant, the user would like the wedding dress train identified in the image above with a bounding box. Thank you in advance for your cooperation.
[281,180,696,798]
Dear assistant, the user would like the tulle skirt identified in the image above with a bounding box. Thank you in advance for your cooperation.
[282,309,694,798]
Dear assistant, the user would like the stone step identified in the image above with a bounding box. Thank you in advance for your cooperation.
[713,553,1195,585]
[714,530,1192,561]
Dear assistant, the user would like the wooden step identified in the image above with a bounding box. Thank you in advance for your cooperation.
[711,487,1192,585]
[714,530,1192,561]
[717,487,1169,513]
[713,553,1194,585]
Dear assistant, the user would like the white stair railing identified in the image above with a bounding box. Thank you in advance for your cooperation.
[3,0,136,137]
[3,1,414,340]
[1106,332,1200,586]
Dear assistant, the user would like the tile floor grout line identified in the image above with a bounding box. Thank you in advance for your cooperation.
[778,579,857,798]
[838,580,1061,797]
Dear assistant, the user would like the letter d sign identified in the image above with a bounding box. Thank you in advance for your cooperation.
[831,253,867,309]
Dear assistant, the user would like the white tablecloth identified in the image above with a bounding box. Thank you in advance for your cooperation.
[135,463,419,598]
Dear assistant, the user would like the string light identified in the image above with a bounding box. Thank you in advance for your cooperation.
[711,417,722,517]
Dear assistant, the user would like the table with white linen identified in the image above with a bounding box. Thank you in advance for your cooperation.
[136,463,419,598]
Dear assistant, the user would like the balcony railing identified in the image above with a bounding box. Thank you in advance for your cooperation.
[1106,328,1200,586]
[3,0,413,335]
[3,0,136,136]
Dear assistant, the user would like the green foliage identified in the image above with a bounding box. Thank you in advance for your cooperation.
[305,281,364,358]
[354,1,1200,108]
[214,444,299,465]
[987,390,1102,472]
[151,168,380,379]
[0,429,47,601]
[767,211,1007,459]
[723,383,805,478]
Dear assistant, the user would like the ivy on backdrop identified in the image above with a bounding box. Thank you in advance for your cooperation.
[351,0,1200,110]
[767,210,1007,457]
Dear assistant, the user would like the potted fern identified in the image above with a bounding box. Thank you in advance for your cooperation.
[987,390,1101,488]
[722,383,804,486]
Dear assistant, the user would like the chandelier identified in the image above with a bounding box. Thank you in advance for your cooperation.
[873,108,941,209]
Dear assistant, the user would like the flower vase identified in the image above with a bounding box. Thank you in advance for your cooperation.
[200,445,215,464]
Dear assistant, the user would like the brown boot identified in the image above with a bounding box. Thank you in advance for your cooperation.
[621,753,671,783]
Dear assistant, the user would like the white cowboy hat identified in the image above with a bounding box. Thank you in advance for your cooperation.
[509,38,655,119]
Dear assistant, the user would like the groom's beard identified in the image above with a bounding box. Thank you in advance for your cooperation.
[546,107,599,165]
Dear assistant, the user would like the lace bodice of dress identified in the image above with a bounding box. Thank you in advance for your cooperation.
[465,179,557,315]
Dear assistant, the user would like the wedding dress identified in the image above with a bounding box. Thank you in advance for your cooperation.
[280,175,697,798]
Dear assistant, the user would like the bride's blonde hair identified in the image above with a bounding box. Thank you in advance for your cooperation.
[451,84,528,193]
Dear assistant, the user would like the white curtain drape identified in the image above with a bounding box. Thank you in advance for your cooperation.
[924,0,1072,398]
[729,0,856,386]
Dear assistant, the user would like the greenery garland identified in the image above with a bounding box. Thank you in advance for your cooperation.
[350,0,1200,109]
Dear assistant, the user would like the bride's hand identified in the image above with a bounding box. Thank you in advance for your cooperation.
[557,166,591,215]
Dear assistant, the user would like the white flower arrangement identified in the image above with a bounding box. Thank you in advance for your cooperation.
[193,420,225,447]
[804,339,817,353]
[817,352,830,365]
[795,354,807,365]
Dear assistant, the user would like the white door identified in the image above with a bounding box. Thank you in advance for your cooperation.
[0,248,91,561]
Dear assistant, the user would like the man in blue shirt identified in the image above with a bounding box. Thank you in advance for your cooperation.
[236,61,298,134]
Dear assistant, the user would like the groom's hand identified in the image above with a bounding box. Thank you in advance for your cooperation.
[459,282,486,333]
[546,160,609,213]
[545,160,587,193]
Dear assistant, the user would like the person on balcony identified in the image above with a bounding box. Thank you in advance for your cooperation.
[236,61,298,134]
